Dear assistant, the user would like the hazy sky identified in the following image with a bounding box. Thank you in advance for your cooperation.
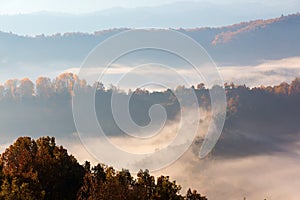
[0,0,298,14]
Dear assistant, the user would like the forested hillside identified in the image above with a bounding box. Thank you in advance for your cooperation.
[1,73,300,158]
[0,13,299,69]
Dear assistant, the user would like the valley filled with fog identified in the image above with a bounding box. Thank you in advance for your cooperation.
[1,8,300,199]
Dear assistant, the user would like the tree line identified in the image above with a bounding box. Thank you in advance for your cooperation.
[1,73,300,104]
[0,136,207,200]
[1,73,300,122]
[1,73,300,157]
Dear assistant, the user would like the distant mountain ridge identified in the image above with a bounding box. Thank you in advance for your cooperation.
[0,13,300,71]
[1,0,300,35]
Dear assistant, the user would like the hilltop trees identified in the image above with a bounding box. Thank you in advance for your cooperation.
[36,77,54,99]
[0,137,45,199]
[289,77,300,95]
[18,78,35,99]
[76,166,193,200]
[1,74,300,141]
[185,188,207,200]
[0,137,208,200]
[3,79,18,100]
[273,82,289,95]
[0,74,300,159]
[54,73,78,96]
[0,137,85,199]
[0,73,300,112]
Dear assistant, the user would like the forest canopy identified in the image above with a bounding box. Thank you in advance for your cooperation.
[1,73,300,157]
[0,136,207,200]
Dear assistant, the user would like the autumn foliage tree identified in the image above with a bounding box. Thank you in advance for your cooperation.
[0,137,208,200]
[76,167,193,200]
[0,137,84,200]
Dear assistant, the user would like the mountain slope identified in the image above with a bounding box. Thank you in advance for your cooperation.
[0,13,299,70]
